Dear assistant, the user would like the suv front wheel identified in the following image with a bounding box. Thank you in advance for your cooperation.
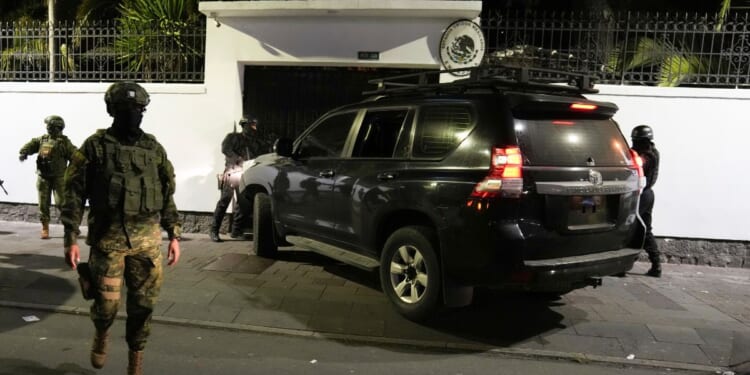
[379,226,441,321]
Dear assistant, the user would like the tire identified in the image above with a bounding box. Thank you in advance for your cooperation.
[252,192,278,258]
[379,226,441,321]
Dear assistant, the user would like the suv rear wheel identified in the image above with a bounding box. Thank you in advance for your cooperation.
[252,192,278,258]
[379,226,441,321]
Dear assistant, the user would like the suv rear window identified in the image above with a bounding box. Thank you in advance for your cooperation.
[515,119,632,167]
[412,105,474,158]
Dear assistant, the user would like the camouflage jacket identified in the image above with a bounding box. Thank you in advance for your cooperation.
[19,134,77,178]
[61,129,181,249]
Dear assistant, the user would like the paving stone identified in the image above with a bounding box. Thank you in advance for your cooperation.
[730,331,750,367]
[343,317,385,336]
[520,333,626,358]
[620,338,713,365]
[573,321,655,341]
[163,302,241,323]
[210,290,258,308]
[308,315,348,334]
[647,324,705,344]
[624,283,686,311]
[159,287,217,305]
[234,308,310,330]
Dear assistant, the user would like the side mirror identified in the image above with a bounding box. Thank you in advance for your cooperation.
[274,138,294,157]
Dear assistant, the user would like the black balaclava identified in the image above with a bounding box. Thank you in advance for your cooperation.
[111,106,144,144]
[632,138,652,153]
[242,122,257,137]
[47,125,63,138]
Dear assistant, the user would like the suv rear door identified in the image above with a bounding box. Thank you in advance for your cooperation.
[511,96,641,260]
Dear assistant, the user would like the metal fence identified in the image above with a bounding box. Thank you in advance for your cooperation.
[0,19,205,82]
[481,9,750,87]
[3,11,750,87]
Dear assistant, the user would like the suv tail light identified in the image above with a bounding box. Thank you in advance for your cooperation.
[471,147,523,199]
[630,149,646,189]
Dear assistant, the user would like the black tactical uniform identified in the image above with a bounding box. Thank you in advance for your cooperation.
[210,116,269,242]
[632,125,661,277]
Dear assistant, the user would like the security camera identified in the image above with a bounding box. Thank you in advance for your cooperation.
[209,12,221,28]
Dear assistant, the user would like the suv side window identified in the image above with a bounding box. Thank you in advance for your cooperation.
[295,112,356,158]
[412,105,474,159]
[352,109,410,158]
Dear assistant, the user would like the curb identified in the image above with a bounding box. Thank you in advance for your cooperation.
[0,300,726,374]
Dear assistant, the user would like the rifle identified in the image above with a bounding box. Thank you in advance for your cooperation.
[0,179,7,195]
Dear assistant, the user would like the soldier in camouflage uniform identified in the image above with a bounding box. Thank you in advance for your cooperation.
[210,116,270,242]
[61,82,181,375]
[19,115,77,239]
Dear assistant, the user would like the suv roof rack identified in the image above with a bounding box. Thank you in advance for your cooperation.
[363,64,599,97]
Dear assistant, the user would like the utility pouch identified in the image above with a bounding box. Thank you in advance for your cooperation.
[77,263,95,300]
[217,173,227,190]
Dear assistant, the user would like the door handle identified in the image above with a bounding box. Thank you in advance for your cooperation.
[319,170,335,178]
[377,172,398,181]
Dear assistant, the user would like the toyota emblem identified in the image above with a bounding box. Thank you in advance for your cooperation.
[588,170,603,186]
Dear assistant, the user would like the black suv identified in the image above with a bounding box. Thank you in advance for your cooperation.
[239,66,645,321]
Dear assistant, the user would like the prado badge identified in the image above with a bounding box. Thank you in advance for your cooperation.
[439,19,485,76]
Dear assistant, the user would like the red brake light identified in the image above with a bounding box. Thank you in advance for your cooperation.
[471,147,524,199]
[570,103,598,111]
[552,120,575,126]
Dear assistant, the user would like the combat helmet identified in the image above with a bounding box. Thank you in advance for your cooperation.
[631,125,654,141]
[104,82,150,115]
[44,115,65,130]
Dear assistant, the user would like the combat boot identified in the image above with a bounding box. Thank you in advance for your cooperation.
[40,222,50,240]
[90,329,109,369]
[210,211,224,242]
[646,265,662,278]
[209,229,222,242]
[128,350,144,375]
[646,254,662,277]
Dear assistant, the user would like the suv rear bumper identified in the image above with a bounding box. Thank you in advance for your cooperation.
[453,247,640,292]
[523,248,641,268]
[517,248,640,292]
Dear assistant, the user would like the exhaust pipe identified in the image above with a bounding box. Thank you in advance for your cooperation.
[586,277,603,288]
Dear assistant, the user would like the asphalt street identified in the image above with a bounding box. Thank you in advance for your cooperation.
[0,306,703,375]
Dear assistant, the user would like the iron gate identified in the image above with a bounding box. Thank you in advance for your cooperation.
[243,66,435,141]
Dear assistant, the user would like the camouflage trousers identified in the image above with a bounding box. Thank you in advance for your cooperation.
[89,245,163,351]
[36,175,64,224]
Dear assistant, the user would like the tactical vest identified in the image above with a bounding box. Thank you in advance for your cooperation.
[36,135,67,178]
[91,130,164,216]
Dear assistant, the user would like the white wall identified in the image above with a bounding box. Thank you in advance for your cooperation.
[591,86,750,242]
[3,83,748,241]
[0,82,221,212]
[1,0,747,241]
